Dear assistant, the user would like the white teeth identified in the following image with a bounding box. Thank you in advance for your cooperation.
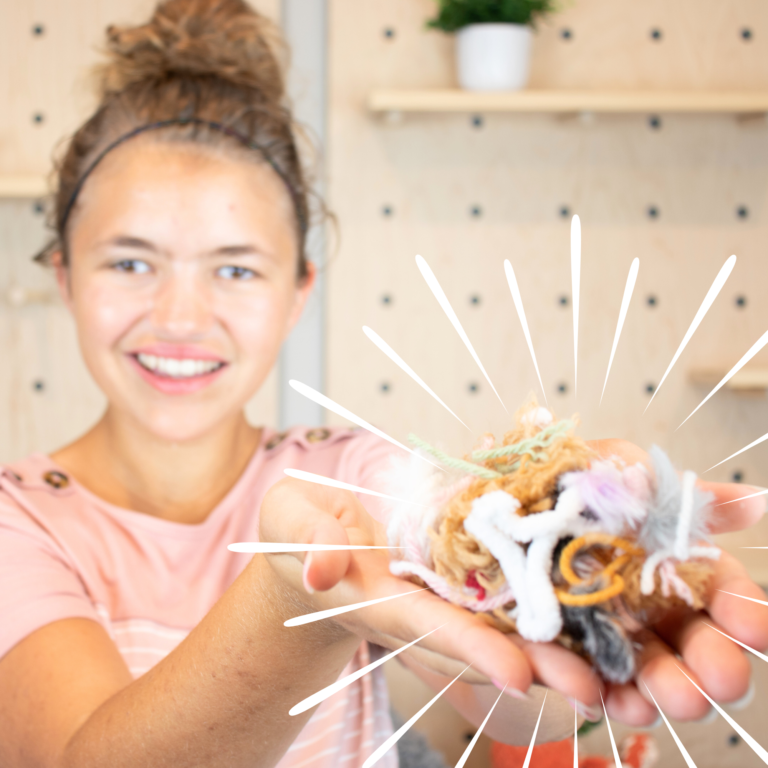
[136,353,223,379]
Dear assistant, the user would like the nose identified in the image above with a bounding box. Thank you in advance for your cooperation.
[150,267,213,339]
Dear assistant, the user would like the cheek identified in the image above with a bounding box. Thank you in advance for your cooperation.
[72,278,147,359]
[222,289,295,359]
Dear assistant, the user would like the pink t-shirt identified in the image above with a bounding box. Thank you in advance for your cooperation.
[0,426,399,768]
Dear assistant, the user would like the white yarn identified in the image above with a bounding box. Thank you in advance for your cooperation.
[674,470,697,561]
[464,487,596,642]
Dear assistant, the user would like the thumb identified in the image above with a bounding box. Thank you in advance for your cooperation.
[260,478,355,594]
[302,517,352,593]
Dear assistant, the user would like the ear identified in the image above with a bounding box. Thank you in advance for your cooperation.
[286,260,317,332]
[51,250,74,311]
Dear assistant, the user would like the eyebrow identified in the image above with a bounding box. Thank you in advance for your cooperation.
[100,236,275,261]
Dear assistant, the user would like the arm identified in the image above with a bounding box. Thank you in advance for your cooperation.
[0,553,360,768]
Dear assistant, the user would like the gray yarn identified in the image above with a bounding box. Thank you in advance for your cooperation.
[636,446,714,554]
[390,709,449,768]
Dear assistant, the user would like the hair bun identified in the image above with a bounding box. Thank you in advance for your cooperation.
[102,0,285,103]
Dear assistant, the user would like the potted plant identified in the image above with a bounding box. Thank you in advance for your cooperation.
[428,0,558,91]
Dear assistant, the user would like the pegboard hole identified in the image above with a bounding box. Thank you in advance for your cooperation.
[380,294,393,306]
[383,27,396,40]
[560,28,573,40]
[381,205,394,217]
[728,734,740,747]
[646,295,658,307]
[32,380,45,393]
[650,28,663,41]
[741,28,753,41]
[731,470,744,483]
[471,114,484,129]
[32,200,45,216]
[647,205,659,219]
[557,382,568,395]
[736,205,749,219]
[32,112,45,125]
[380,382,391,394]
[558,295,569,307]
[468,382,480,394]
[470,205,482,218]
[32,23,45,36]
[735,295,747,308]
[648,115,662,130]
[469,294,482,306]
[645,383,656,395]
[559,205,571,218]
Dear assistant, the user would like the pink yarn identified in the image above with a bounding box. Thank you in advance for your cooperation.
[389,560,515,612]
[560,461,646,533]
[659,559,695,607]
[428,475,475,507]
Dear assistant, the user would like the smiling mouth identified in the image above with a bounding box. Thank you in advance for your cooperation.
[134,353,225,379]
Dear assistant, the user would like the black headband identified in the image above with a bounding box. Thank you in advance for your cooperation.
[59,117,307,235]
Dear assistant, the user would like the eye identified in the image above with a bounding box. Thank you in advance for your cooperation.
[112,258,151,274]
[216,265,258,280]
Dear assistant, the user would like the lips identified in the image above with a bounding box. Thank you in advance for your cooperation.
[127,346,228,395]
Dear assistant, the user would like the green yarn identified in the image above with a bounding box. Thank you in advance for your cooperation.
[471,420,573,462]
[407,434,503,479]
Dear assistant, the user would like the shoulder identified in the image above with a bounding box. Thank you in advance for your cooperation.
[0,455,79,525]
[261,425,401,483]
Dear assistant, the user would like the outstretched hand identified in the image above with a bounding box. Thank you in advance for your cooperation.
[260,445,768,726]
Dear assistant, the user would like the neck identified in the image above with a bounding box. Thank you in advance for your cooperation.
[51,408,263,524]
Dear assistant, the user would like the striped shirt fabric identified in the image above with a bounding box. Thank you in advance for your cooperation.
[0,426,400,767]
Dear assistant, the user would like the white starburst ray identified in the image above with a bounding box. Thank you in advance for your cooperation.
[363,663,471,768]
[715,488,768,508]
[415,254,507,412]
[716,589,768,607]
[290,624,448,717]
[676,664,768,763]
[573,704,578,768]
[283,468,428,507]
[703,622,768,663]
[571,215,581,395]
[288,379,444,471]
[362,326,470,430]
[522,691,548,768]
[601,257,639,405]
[705,431,768,473]
[454,685,506,768]
[503,259,547,405]
[600,692,625,767]
[645,255,736,413]
[642,683,699,768]
[284,588,429,627]
[677,328,768,430]
[228,543,403,554]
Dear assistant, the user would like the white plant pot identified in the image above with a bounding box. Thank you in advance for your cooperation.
[456,23,532,91]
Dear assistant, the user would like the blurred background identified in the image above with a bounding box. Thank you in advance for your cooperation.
[2,1,768,765]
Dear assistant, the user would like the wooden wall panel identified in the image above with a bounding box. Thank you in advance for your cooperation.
[0,0,280,462]
[328,2,768,763]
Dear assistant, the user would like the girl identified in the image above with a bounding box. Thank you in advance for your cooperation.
[1,2,766,766]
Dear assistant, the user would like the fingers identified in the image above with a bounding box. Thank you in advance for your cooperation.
[634,631,712,721]
[705,550,768,650]
[508,635,604,708]
[653,607,751,705]
[702,481,767,533]
[603,682,658,727]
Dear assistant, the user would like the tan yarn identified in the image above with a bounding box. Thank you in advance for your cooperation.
[429,401,594,591]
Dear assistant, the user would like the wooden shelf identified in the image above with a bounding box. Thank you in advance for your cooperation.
[689,368,768,392]
[368,89,768,116]
[0,175,48,199]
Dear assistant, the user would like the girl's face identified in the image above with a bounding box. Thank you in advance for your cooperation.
[59,140,313,442]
